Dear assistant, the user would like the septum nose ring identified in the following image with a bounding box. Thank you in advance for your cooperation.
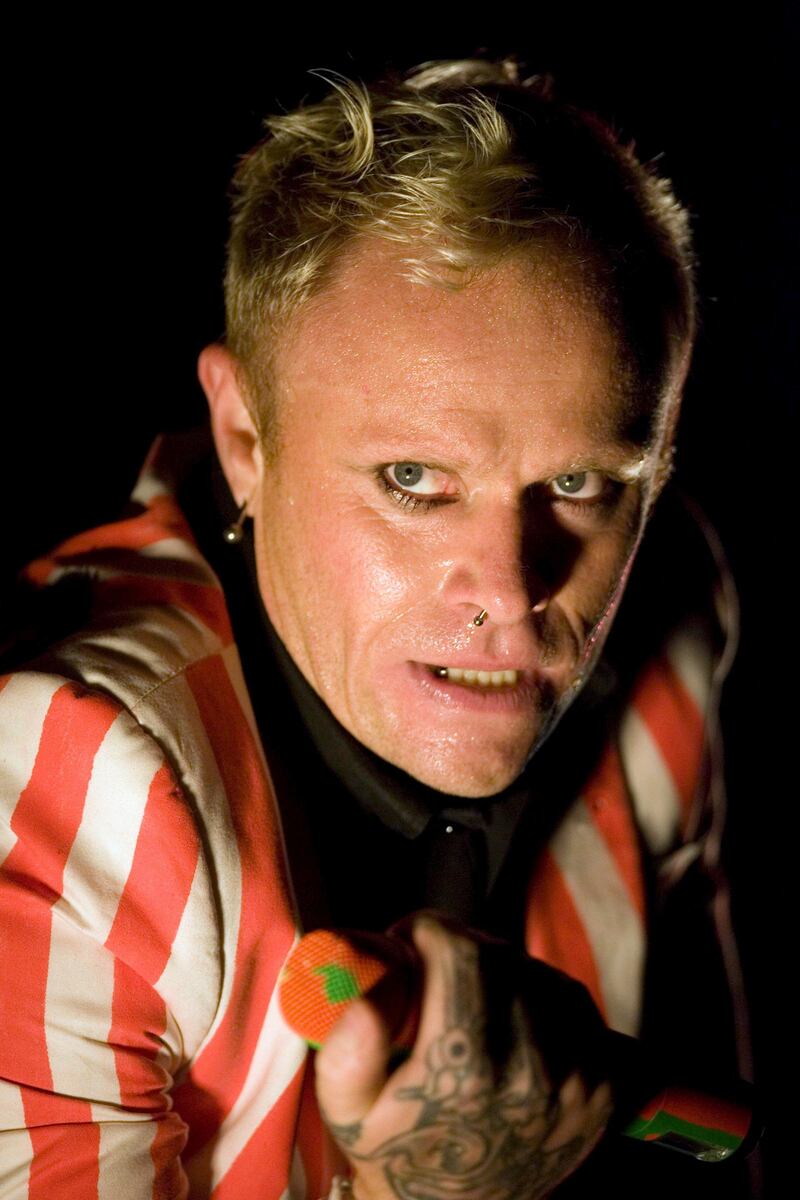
[472,609,489,628]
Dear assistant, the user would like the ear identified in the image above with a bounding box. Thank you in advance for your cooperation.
[198,344,262,510]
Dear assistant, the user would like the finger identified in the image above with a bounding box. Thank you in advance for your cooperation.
[411,917,549,1088]
[315,997,392,1128]
[410,914,484,1057]
[543,1073,613,1154]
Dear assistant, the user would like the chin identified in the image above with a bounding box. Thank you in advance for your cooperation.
[405,747,533,799]
[399,704,571,796]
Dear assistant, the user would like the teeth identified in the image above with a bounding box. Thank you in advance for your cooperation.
[433,667,519,687]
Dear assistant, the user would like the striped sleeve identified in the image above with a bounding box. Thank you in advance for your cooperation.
[0,671,214,1199]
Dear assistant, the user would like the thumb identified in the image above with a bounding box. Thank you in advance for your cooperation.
[315,998,392,1128]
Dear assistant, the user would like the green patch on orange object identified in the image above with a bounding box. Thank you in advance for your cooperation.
[314,963,362,1005]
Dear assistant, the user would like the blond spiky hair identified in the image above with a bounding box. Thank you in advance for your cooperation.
[224,59,695,434]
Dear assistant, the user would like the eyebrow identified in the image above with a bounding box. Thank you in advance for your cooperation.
[612,455,651,482]
[350,424,653,479]
[538,449,654,481]
[349,422,480,471]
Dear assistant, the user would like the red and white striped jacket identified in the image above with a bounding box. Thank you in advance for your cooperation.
[0,434,735,1198]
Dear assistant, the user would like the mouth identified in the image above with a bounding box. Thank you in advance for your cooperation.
[406,661,544,716]
[428,665,520,689]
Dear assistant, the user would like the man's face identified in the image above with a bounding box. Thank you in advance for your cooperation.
[251,247,664,797]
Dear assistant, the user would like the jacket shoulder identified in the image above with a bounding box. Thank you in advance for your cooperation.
[0,667,224,1063]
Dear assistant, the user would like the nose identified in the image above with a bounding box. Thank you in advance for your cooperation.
[438,495,551,626]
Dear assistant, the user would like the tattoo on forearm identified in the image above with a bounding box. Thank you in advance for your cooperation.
[324,941,596,1200]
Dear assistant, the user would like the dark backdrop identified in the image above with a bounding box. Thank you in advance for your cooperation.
[4,10,795,1188]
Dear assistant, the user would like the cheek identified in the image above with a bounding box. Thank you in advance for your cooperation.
[573,525,644,668]
[357,556,412,609]
[559,507,643,627]
[276,498,427,649]
[305,515,433,709]
[582,533,635,605]
[321,512,424,624]
[590,494,644,583]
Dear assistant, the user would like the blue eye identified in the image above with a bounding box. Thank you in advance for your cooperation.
[392,463,425,488]
[379,462,459,511]
[384,462,455,496]
[549,471,605,500]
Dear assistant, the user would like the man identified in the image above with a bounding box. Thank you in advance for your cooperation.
[0,60,748,1197]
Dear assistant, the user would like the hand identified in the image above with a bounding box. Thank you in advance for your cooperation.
[315,914,613,1200]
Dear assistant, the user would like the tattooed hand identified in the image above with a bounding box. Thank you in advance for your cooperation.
[315,915,613,1200]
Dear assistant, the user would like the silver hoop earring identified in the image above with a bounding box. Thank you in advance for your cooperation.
[223,499,250,545]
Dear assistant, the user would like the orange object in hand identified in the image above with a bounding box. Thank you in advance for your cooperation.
[278,928,420,1050]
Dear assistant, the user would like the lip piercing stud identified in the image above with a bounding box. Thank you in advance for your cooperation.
[472,609,489,627]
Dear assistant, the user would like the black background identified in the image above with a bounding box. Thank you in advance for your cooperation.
[4,9,795,1188]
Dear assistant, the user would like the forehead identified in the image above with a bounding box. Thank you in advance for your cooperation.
[272,243,652,451]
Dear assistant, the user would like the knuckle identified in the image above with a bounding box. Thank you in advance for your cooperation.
[412,913,480,964]
[588,1079,614,1117]
[556,1071,589,1112]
